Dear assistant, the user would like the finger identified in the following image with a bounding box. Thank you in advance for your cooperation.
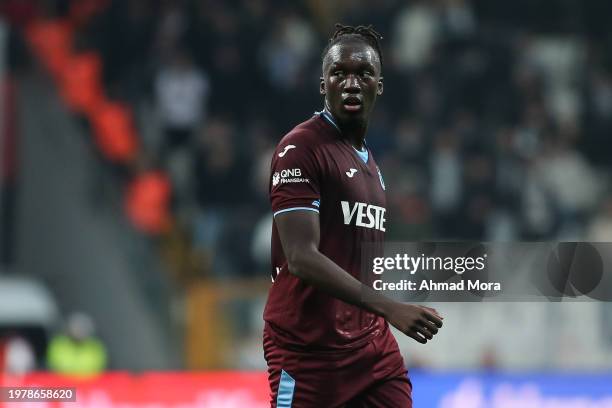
[407,329,427,344]
[423,311,443,328]
[423,306,444,319]
[419,318,439,335]
[416,324,434,340]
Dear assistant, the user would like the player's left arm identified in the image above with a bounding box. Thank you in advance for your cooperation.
[275,209,442,344]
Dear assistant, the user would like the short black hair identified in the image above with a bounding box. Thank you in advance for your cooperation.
[322,23,384,70]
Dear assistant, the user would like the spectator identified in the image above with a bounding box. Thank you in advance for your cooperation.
[392,0,440,71]
[191,118,255,277]
[153,49,209,210]
[430,129,463,238]
[154,49,209,159]
[1,334,36,375]
[461,151,495,239]
[533,135,600,237]
[46,313,107,376]
[440,0,476,40]
[259,9,316,91]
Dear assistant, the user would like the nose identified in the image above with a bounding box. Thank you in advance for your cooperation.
[343,74,361,93]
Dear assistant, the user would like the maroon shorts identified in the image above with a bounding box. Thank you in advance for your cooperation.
[264,326,412,408]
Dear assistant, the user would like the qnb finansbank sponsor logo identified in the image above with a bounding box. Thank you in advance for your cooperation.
[341,201,386,232]
[272,168,310,187]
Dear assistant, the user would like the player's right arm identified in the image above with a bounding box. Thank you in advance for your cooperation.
[275,209,443,344]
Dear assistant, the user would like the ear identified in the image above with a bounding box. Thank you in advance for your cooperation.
[320,76,326,95]
[377,77,384,96]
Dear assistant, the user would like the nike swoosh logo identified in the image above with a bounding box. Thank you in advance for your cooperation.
[278,145,296,157]
[346,168,357,177]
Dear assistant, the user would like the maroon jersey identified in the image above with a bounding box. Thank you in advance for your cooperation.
[264,110,388,351]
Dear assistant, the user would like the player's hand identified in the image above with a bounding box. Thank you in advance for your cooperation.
[384,303,443,344]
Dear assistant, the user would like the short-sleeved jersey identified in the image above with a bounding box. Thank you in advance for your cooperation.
[264,110,388,351]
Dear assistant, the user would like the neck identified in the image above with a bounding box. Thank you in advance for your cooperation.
[323,105,368,150]
[341,121,368,150]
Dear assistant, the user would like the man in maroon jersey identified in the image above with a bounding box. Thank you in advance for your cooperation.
[264,24,444,407]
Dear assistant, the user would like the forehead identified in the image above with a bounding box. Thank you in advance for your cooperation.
[324,41,380,71]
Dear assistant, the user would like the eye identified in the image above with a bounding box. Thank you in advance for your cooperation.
[361,71,374,78]
[333,70,344,77]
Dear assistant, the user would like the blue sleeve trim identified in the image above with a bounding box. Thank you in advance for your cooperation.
[273,207,320,217]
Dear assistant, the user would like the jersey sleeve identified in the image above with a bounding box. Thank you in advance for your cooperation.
[269,138,321,217]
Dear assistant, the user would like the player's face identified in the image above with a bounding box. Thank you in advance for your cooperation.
[320,41,383,126]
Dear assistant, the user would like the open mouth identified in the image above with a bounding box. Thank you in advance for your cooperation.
[342,96,363,112]
[342,96,362,112]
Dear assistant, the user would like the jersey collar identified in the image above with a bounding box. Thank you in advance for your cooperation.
[314,108,369,163]
[315,108,341,132]
[314,108,369,147]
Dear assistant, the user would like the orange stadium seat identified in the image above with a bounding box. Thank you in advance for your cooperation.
[59,52,104,115]
[24,6,181,239]
[25,20,73,81]
[90,102,139,163]
[125,170,171,235]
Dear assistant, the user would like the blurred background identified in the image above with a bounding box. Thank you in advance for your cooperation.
[0,0,611,404]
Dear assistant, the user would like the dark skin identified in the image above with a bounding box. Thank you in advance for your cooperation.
[320,39,383,150]
[275,40,443,344]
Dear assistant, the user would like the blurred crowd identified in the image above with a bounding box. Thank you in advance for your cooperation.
[1,0,611,372]
[4,0,612,281]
